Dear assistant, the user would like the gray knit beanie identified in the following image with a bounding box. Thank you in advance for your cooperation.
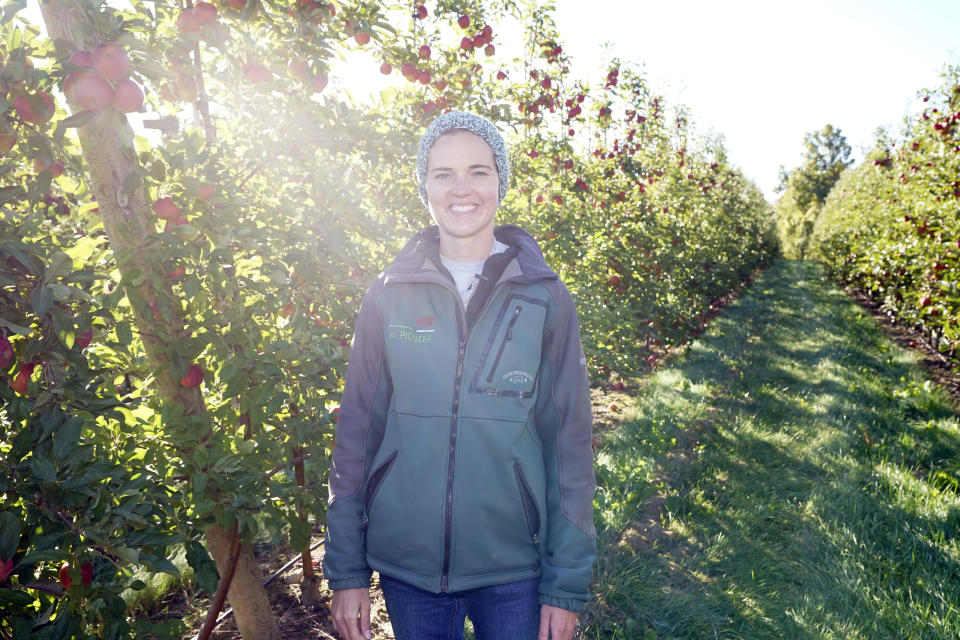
[416,110,510,207]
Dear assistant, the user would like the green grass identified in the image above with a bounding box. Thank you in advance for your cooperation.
[582,259,960,640]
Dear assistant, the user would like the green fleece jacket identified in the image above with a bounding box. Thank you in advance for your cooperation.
[323,224,596,612]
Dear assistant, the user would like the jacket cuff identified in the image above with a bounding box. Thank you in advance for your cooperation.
[327,574,372,591]
[538,592,588,612]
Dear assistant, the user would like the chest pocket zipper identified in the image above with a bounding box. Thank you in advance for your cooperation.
[486,305,522,383]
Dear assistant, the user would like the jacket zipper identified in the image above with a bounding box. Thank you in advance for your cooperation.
[440,299,468,592]
[514,462,542,549]
[486,305,522,383]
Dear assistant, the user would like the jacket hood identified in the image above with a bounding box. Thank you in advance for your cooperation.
[387,224,557,282]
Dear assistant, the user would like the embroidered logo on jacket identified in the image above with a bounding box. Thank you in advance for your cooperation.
[388,323,435,344]
[502,370,534,385]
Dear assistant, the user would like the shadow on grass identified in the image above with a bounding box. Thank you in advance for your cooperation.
[583,259,960,640]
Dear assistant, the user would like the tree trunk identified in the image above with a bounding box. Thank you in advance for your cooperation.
[38,4,280,638]
[206,526,280,639]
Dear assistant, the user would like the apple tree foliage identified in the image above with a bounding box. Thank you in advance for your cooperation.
[1,0,774,637]
[811,64,960,366]
[775,124,853,259]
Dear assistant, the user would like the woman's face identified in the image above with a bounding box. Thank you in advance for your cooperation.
[425,129,500,256]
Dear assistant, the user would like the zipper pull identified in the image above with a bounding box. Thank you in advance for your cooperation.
[506,306,521,340]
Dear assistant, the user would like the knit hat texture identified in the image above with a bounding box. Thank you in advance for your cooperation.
[416,110,510,207]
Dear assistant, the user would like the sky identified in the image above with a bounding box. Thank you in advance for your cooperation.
[549,0,960,199]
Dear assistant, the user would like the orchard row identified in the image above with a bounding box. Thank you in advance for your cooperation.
[0,2,773,638]
[812,65,960,363]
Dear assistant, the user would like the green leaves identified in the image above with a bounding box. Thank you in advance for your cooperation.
[0,512,21,560]
[184,540,218,594]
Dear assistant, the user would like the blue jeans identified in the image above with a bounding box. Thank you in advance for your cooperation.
[379,574,540,640]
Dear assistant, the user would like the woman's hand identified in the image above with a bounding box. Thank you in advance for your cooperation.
[538,604,578,640]
[331,587,373,640]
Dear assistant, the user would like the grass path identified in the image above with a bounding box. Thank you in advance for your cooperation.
[582,259,960,639]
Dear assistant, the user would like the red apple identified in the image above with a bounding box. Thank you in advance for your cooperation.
[59,563,72,590]
[153,197,182,220]
[92,43,129,81]
[418,45,431,60]
[167,265,186,280]
[460,36,472,50]
[112,78,144,112]
[379,62,392,75]
[177,8,203,32]
[35,160,65,178]
[75,330,93,350]
[415,5,427,19]
[0,335,12,369]
[9,363,33,395]
[14,91,55,124]
[195,2,218,23]
[69,71,113,111]
[354,31,371,46]
[180,363,204,387]
[226,0,247,10]
[242,62,271,84]
[80,562,93,587]
[496,70,507,81]
[0,558,13,584]
[312,73,329,93]
[418,69,431,85]
[197,183,216,200]
[484,44,495,56]
[400,62,416,78]
[458,14,470,28]
[288,58,309,80]
[69,50,92,67]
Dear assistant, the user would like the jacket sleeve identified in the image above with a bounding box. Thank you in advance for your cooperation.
[534,281,597,612]
[323,282,392,590]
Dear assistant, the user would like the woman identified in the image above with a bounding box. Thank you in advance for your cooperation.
[323,111,596,640]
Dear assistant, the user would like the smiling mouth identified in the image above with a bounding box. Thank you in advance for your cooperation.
[450,204,478,213]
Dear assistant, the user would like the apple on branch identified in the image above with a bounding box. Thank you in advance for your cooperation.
[69,50,92,67]
[59,563,72,590]
[35,160,65,178]
[75,329,93,350]
[91,43,130,81]
[14,91,55,124]
[65,71,113,112]
[154,197,182,220]
[180,363,204,387]
[112,78,144,112]
[197,183,216,200]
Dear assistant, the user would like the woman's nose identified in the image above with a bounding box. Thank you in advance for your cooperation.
[451,174,470,194]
